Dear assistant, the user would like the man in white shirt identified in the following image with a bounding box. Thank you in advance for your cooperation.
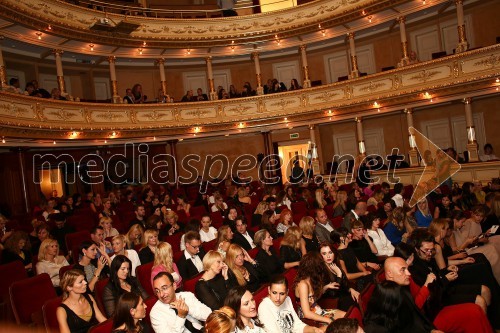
[177,231,206,280]
[391,183,404,207]
[151,272,211,333]
[314,209,334,244]
[232,216,255,251]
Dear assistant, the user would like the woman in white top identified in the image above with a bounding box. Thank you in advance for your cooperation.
[224,286,265,333]
[110,234,141,276]
[258,275,323,333]
[200,214,218,243]
[99,216,119,238]
[211,195,229,213]
[36,238,69,288]
[366,214,394,257]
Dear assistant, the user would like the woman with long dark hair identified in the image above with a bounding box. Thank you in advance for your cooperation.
[112,292,149,333]
[224,286,264,332]
[102,255,149,317]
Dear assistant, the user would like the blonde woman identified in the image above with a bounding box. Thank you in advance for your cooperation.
[237,187,252,205]
[150,241,182,289]
[36,238,69,288]
[56,269,106,333]
[164,209,182,235]
[314,189,327,209]
[415,199,433,228]
[205,306,237,333]
[99,216,119,238]
[216,225,234,259]
[333,191,348,217]
[138,229,159,264]
[279,226,302,267]
[367,190,384,208]
[299,216,320,255]
[98,199,116,219]
[110,235,141,277]
[225,244,261,292]
[252,201,269,227]
[125,224,144,250]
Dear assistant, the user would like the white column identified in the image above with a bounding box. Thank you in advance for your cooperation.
[464,97,478,161]
[309,125,320,175]
[355,117,365,156]
[108,56,120,103]
[299,45,311,88]
[252,52,264,95]
[206,56,216,100]
[347,33,359,78]
[53,49,66,94]
[156,58,168,101]
[0,36,7,89]
[455,0,469,53]
[397,16,410,66]
[405,108,419,167]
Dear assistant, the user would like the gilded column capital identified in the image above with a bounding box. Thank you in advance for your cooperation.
[52,49,64,56]
[108,56,116,63]
[347,32,355,39]
[404,108,413,114]
[299,44,307,52]
[355,117,362,123]
[251,52,260,60]
[155,58,165,66]
[454,0,463,6]
[397,16,406,24]
[463,97,472,104]
[205,56,213,64]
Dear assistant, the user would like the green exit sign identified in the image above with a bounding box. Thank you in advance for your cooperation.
[290,133,299,139]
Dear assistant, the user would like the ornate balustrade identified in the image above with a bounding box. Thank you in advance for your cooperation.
[0,44,499,140]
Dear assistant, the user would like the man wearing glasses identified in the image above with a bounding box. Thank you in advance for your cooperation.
[150,271,211,333]
[177,231,206,280]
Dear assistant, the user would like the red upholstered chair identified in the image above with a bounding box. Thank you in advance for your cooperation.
[94,278,109,315]
[248,247,259,259]
[176,210,189,224]
[272,237,282,256]
[0,261,28,321]
[67,214,97,232]
[173,251,184,263]
[210,211,223,229]
[375,270,386,283]
[9,273,57,325]
[65,231,91,263]
[183,271,204,294]
[42,296,62,333]
[58,264,75,283]
[136,262,154,297]
[252,284,269,307]
[331,216,343,229]
[345,305,363,327]
[291,201,308,214]
[358,282,375,316]
[143,296,158,327]
[201,239,217,253]
[163,232,184,252]
[88,318,113,333]
[283,268,297,304]
[190,205,207,218]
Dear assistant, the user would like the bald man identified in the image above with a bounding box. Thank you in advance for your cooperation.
[385,257,493,333]
[342,201,367,230]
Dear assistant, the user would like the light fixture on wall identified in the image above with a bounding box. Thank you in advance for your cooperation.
[367,15,373,23]
[193,127,201,133]
[1,137,5,144]
[143,41,147,47]
[53,140,56,145]
[187,48,191,55]
[373,101,380,108]
[230,40,235,52]
[89,44,94,51]
[36,32,42,40]
[47,25,52,30]
[138,48,143,55]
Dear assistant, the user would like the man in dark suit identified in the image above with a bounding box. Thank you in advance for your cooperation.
[177,231,206,280]
[314,209,334,244]
[342,201,367,230]
[232,216,255,251]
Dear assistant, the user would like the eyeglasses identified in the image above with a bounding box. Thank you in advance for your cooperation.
[187,243,200,249]
[419,247,436,255]
[155,284,173,294]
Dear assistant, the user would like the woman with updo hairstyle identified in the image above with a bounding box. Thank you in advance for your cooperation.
[216,225,234,259]
[99,216,119,238]
[138,229,159,264]
[102,255,149,317]
[36,238,69,289]
[74,240,110,292]
[205,306,236,333]
[112,292,149,333]
[225,243,261,292]
[150,241,182,290]
[164,209,182,236]
[224,286,264,333]
[110,234,141,277]
[57,269,106,333]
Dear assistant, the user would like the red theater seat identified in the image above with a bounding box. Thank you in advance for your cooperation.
[88,318,113,333]
[253,284,269,307]
[42,296,62,333]
[136,262,154,297]
[183,271,204,294]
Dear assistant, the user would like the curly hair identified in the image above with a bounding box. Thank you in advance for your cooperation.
[294,251,329,299]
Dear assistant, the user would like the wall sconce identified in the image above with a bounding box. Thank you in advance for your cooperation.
[367,16,373,23]
[373,101,379,108]
[47,25,52,30]
[138,48,143,55]
[36,32,42,40]
[1,137,5,144]
[187,48,191,55]
[231,40,235,52]
[89,44,94,51]
[194,127,201,133]
[53,140,56,145]
[143,41,147,47]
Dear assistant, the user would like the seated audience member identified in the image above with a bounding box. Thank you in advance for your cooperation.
[205,306,237,333]
[384,207,412,245]
[36,238,69,289]
[1,230,33,274]
[342,201,367,230]
[224,207,239,232]
[232,216,255,251]
[51,87,67,100]
[180,219,201,251]
[459,182,479,211]
[482,195,500,235]
[211,195,228,213]
[138,229,159,264]
[434,194,455,219]
[195,88,208,101]
[99,199,116,219]
[42,198,60,221]
[365,213,395,256]
[408,229,490,314]
[216,225,234,259]
[261,210,280,239]
[258,274,323,333]
[325,318,362,333]
[415,198,433,227]
[279,226,302,267]
[228,84,240,98]
[150,271,211,333]
[391,183,404,207]
[241,82,255,97]
[31,223,51,255]
[473,180,487,205]
[177,231,206,280]
[319,243,359,311]
[8,77,23,93]
[289,78,302,91]
[224,286,264,333]
[330,228,372,291]
[349,220,380,269]
[254,229,284,282]
[276,208,295,235]
[125,224,145,250]
[332,190,348,218]
[176,195,191,217]
[164,210,183,237]
[110,235,141,277]
[225,243,261,292]
[299,216,320,254]
[32,80,51,98]
[314,209,335,244]
[481,143,499,161]
[131,84,146,103]
[99,216,119,238]
[364,281,435,333]
[181,89,195,102]
[252,201,268,227]
[151,241,182,290]
[199,214,218,243]
[313,189,328,209]
[385,255,494,333]
[123,88,134,104]
[50,214,75,254]
[367,190,384,208]
[112,292,149,333]
[102,255,148,317]
[195,250,236,310]
[74,240,110,292]
[295,252,346,325]
[56,269,106,333]
[129,205,147,229]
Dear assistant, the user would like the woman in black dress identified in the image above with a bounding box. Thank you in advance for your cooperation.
[254,229,284,282]
[279,226,302,268]
[225,244,261,292]
[299,216,320,254]
[56,269,106,333]
[1,230,33,275]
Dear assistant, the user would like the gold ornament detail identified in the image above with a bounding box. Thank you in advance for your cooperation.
[408,70,441,83]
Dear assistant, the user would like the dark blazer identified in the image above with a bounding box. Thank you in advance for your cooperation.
[232,231,255,251]
[342,211,359,230]
[138,246,155,265]
[177,248,207,280]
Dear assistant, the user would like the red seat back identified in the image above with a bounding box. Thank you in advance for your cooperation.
[164,232,184,252]
[359,283,375,316]
[59,264,75,282]
[201,239,217,253]
[248,247,259,259]
[190,205,207,218]
[252,284,269,307]
[210,211,223,229]
[283,268,297,304]
[144,296,157,327]
[136,262,154,297]
[173,251,184,263]
[0,261,28,322]
[272,237,282,256]
[88,318,113,333]
[65,231,91,263]
[94,278,109,315]
[43,296,62,333]
[183,271,204,294]
[9,273,57,325]
[291,201,308,214]
[331,216,343,229]
[346,305,363,327]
